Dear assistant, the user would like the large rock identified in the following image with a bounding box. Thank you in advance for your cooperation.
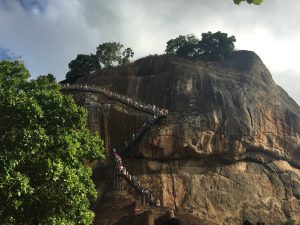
[67,51,300,224]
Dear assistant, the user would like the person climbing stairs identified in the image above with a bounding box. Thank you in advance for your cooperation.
[61,83,168,208]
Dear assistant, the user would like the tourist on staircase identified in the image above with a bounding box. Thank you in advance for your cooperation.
[61,83,169,207]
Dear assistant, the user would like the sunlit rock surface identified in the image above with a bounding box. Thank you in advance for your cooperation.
[64,51,300,225]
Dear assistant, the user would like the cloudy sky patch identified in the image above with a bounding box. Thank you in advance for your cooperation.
[0,47,14,60]
[0,0,299,104]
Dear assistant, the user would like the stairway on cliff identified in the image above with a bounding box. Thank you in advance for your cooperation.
[94,190,163,225]
[63,51,300,225]
[94,189,219,225]
[62,84,171,223]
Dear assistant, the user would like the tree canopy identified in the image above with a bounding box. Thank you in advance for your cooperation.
[198,31,236,61]
[233,0,263,5]
[65,42,134,81]
[165,34,199,57]
[66,54,100,82]
[96,42,134,68]
[165,31,236,61]
[120,47,135,64]
[0,59,105,224]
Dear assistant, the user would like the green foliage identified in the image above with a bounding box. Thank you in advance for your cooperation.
[234,0,263,5]
[198,31,236,61]
[66,54,100,81]
[120,47,134,64]
[165,31,236,61]
[96,42,134,68]
[65,42,134,81]
[0,59,30,86]
[165,34,199,57]
[0,59,105,224]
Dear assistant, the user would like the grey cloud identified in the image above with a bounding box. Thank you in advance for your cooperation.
[16,0,48,13]
[80,0,238,58]
[0,0,101,80]
[80,0,300,57]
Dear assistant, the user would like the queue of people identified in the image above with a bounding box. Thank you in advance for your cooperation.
[108,90,167,208]
[61,83,167,208]
[61,83,168,117]
[112,148,161,207]
[119,114,164,154]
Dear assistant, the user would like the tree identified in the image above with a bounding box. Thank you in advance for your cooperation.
[0,59,105,224]
[96,42,134,68]
[66,54,100,81]
[120,47,134,64]
[165,32,236,61]
[42,73,56,83]
[165,34,199,57]
[233,0,263,5]
[197,31,236,61]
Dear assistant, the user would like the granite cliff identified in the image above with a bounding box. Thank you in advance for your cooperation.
[63,51,300,225]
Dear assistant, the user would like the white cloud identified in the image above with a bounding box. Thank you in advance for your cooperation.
[273,70,300,105]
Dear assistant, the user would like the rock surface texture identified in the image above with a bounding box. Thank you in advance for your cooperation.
[64,51,300,225]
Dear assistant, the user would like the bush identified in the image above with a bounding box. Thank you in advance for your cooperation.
[198,31,236,61]
[165,31,236,61]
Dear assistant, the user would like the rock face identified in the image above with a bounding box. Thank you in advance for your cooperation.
[66,51,300,225]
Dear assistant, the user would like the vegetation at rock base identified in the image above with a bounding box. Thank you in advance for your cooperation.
[234,0,263,5]
[65,42,134,82]
[165,31,236,61]
[0,59,105,225]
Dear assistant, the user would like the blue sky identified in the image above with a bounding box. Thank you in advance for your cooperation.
[0,0,300,105]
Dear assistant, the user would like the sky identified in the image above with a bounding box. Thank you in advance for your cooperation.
[0,0,300,105]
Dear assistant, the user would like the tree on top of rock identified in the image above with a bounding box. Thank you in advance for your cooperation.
[65,42,134,82]
[165,31,236,61]
[66,54,100,82]
[165,34,199,57]
[120,47,135,64]
[96,42,134,68]
[198,31,236,61]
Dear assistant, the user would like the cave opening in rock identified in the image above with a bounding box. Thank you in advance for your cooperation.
[243,220,254,225]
